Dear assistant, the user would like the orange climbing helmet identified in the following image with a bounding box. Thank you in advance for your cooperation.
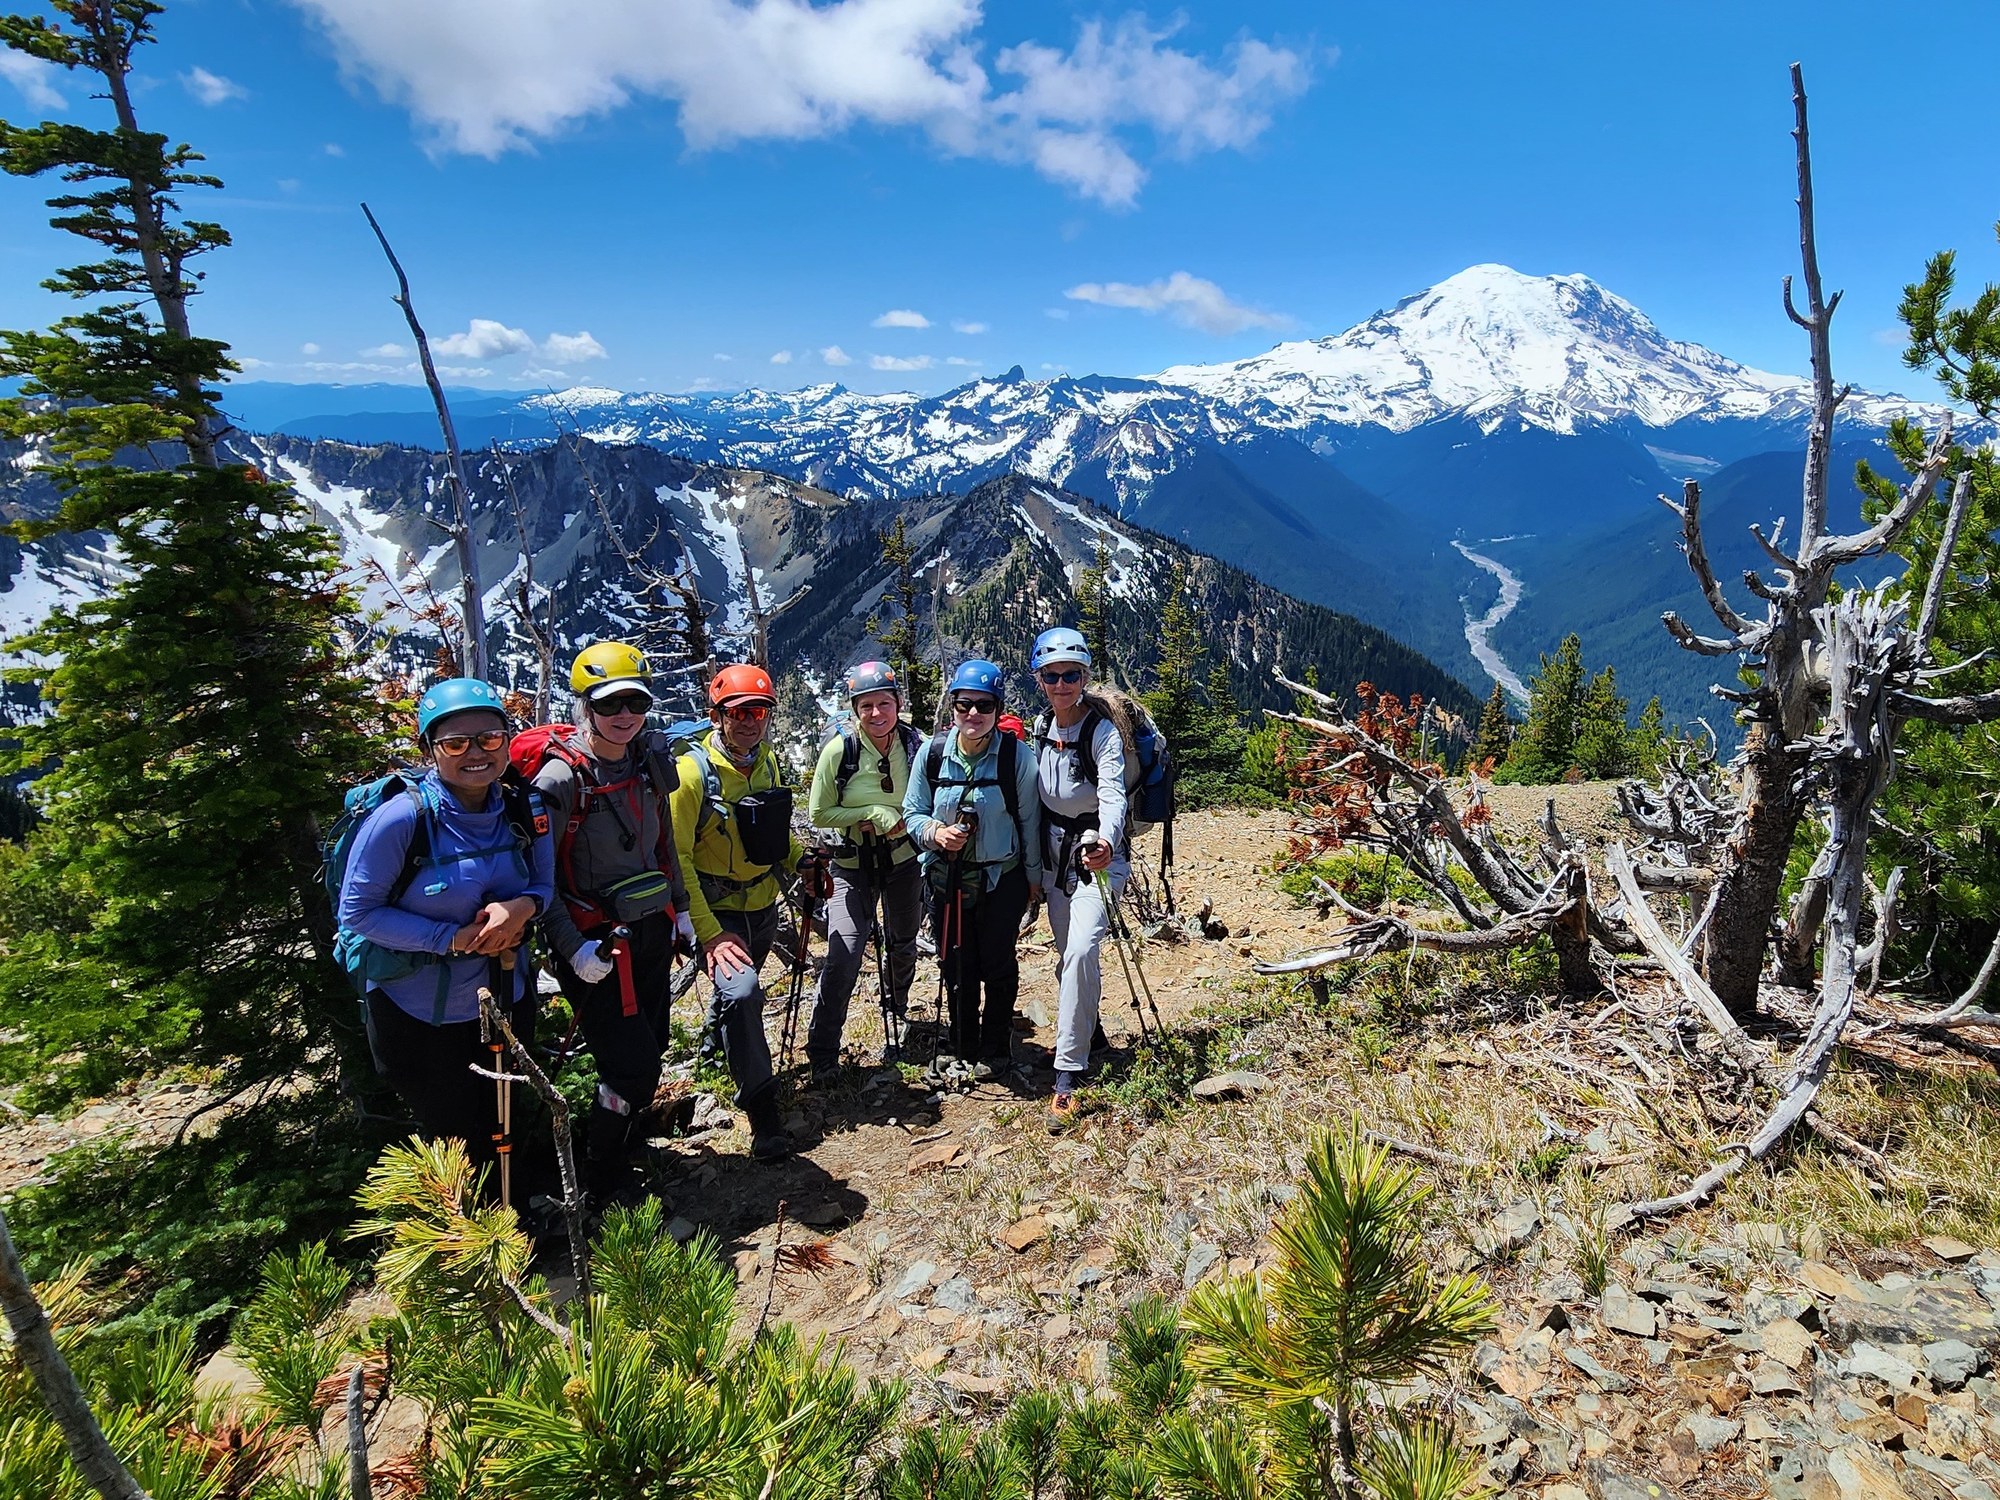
[709,662,777,709]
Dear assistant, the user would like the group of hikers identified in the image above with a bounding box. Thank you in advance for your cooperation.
[333,626,1150,1209]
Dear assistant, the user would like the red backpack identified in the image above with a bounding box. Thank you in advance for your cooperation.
[509,725,682,933]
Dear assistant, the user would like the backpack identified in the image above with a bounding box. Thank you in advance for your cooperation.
[322,772,545,1007]
[821,717,925,802]
[509,723,687,929]
[923,730,1027,870]
[1035,688,1179,868]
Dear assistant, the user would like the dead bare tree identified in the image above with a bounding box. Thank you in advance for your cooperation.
[361,204,488,680]
[1619,465,1992,1216]
[1655,66,1954,1019]
[0,1206,149,1500]
[490,447,560,722]
[1255,672,1606,997]
[736,532,809,668]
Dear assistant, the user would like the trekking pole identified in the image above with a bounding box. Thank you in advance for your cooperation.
[1081,835,1165,1042]
[777,857,816,1078]
[867,835,902,1058]
[478,976,514,1212]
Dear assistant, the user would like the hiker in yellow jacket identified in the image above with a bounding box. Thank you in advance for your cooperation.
[671,663,830,1161]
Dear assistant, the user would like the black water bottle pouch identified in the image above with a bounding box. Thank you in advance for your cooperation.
[734,787,794,867]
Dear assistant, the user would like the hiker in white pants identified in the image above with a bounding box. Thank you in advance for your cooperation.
[1030,627,1128,1132]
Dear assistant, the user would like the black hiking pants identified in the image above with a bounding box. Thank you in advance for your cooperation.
[365,989,536,1185]
[934,864,1030,1064]
[552,910,679,1174]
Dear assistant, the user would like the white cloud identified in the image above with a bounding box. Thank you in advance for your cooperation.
[821,345,853,367]
[301,341,321,355]
[542,330,607,363]
[870,353,933,371]
[183,66,247,105]
[951,319,987,334]
[283,1,1311,206]
[435,364,493,378]
[237,355,270,370]
[361,341,408,358]
[945,356,979,366]
[435,318,536,359]
[769,350,794,365]
[714,352,734,362]
[519,366,570,380]
[0,52,65,111]
[1064,270,1288,336]
[324,142,346,156]
[873,308,931,329]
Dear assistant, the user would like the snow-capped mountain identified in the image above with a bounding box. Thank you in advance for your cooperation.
[1158,263,1853,436]
[500,263,1957,493]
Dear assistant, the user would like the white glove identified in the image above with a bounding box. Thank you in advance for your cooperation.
[674,910,697,951]
[571,939,615,985]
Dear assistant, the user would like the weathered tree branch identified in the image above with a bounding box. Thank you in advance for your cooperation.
[0,1207,149,1500]
[362,203,487,680]
[1664,479,1751,636]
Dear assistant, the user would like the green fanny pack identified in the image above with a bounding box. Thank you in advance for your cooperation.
[600,870,676,924]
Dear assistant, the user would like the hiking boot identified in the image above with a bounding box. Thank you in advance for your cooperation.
[751,1129,797,1163]
[967,1059,997,1082]
[808,1060,842,1089]
[1046,1091,1079,1135]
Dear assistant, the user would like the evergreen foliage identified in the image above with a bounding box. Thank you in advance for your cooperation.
[1179,1125,1496,1498]
[1139,571,1251,809]
[1867,228,2000,991]
[1077,540,1114,683]
[1570,666,1632,781]
[1495,636,1645,784]
[1467,683,1513,770]
[866,516,941,731]
[0,0,389,1105]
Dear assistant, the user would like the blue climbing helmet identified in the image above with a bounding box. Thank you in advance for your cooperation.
[843,659,903,703]
[948,659,1005,703]
[415,677,509,742]
[1031,627,1091,673]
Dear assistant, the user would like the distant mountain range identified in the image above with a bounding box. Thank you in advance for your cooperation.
[8,263,1970,732]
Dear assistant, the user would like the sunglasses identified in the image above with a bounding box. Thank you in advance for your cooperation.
[593,693,654,716]
[722,703,771,722]
[875,754,894,792]
[432,729,509,756]
[1038,668,1083,686]
[953,698,999,716]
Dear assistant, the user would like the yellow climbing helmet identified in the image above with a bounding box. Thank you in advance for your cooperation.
[569,641,651,701]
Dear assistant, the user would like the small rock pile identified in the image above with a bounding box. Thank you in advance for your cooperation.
[1445,1213,2000,1499]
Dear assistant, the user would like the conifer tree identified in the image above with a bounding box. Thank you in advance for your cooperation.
[0,0,387,1101]
[1077,539,1113,681]
[866,516,939,728]
[1571,665,1632,780]
[1144,570,1204,736]
[1500,634,1585,783]
[1141,572,1247,807]
[1629,695,1669,778]
[1468,682,1514,769]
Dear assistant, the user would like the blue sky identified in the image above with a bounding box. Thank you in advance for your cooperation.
[1,0,1993,400]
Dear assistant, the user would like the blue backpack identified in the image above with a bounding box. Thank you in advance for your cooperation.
[1035,689,1179,867]
[321,772,542,1008]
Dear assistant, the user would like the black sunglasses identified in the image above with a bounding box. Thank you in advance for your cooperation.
[953,698,999,716]
[875,753,894,792]
[1039,668,1083,686]
[593,692,653,716]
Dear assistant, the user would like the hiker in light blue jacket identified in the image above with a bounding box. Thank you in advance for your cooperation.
[339,678,552,1170]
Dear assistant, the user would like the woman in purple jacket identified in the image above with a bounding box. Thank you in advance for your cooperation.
[338,678,554,1171]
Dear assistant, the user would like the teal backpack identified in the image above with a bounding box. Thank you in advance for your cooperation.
[321,773,542,1011]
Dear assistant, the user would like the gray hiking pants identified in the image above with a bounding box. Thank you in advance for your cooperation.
[1048,863,1127,1076]
[700,903,782,1109]
[806,855,922,1066]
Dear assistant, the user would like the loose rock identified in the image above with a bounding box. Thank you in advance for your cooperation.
[1600,1282,1657,1339]
[1190,1071,1274,1101]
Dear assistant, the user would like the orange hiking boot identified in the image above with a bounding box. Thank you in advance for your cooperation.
[1047,1090,1079,1135]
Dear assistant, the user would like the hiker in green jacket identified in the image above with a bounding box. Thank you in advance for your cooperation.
[803,661,926,1079]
